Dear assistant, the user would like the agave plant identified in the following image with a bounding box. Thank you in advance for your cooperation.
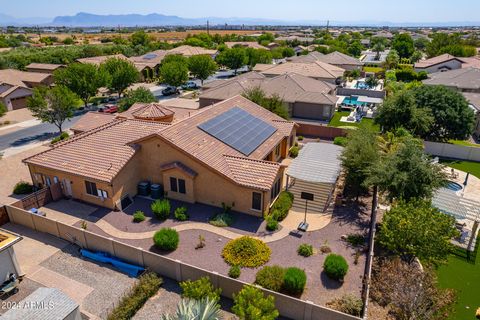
[162,298,222,320]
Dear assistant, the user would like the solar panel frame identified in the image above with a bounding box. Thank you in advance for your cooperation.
[198,107,277,156]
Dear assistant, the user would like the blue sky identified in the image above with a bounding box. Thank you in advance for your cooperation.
[3,0,480,22]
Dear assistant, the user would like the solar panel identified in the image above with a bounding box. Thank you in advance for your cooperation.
[198,107,277,156]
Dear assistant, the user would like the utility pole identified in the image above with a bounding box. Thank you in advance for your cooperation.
[207,20,210,35]
[326,20,330,33]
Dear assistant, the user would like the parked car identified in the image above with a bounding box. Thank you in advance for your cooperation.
[181,81,199,90]
[101,104,118,114]
[162,86,180,96]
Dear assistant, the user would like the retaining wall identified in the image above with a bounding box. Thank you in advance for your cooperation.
[424,141,480,162]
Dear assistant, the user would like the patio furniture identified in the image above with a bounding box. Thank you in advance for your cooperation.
[0,273,19,297]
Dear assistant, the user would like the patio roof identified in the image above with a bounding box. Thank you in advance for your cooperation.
[432,188,480,222]
[357,96,383,104]
[286,142,343,184]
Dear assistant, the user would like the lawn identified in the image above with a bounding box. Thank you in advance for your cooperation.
[440,159,480,179]
[363,66,384,74]
[328,111,380,131]
[437,246,480,320]
[449,140,480,148]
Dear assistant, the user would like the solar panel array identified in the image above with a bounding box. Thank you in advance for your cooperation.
[198,107,277,156]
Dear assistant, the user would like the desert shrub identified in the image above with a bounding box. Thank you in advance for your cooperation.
[107,272,162,320]
[283,267,307,295]
[346,233,365,247]
[324,254,349,281]
[326,294,363,317]
[255,265,285,292]
[228,265,241,279]
[222,236,271,268]
[151,199,170,220]
[153,228,179,251]
[289,146,299,158]
[232,285,279,320]
[270,191,294,221]
[174,206,189,221]
[133,211,145,223]
[297,136,304,141]
[51,132,69,144]
[13,181,33,195]
[180,277,221,302]
[334,136,348,147]
[209,212,234,227]
[297,244,314,257]
[266,217,278,231]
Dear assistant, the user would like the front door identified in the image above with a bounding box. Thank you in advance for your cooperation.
[63,179,73,197]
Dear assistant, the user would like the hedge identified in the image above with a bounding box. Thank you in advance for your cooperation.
[270,191,294,221]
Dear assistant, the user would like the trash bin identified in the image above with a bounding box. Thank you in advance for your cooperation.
[137,181,150,196]
[150,184,163,199]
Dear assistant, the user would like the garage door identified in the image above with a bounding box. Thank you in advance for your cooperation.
[11,97,28,110]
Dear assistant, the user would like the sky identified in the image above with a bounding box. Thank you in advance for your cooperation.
[2,0,480,23]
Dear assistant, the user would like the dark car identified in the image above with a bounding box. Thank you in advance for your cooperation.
[162,86,180,96]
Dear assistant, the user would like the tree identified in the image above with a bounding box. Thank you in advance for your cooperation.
[54,63,107,108]
[100,58,139,97]
[27,86,78,133]
[371,257,457,320]
[410,50,423,63]
[340,125,380,198]
[215,47,248,74]
[347,40,364,57]
[162,54,188,65]
[159,61,189,87]
[365,76,379,89]
[246,48,273,68]
[392,33,415,59]
[257,33,275,45]
[232,285,279,320]
[187,55,217,85]
[162,298,221,320]
[383,49,399,69]
[367,137,446,201]
[130,30,151,47]
[0,102,6,117]
[243,87,289,119]
[414,37,430,51]
[119,87,156,112]
[371,37,387,60]
[377,200,459,264]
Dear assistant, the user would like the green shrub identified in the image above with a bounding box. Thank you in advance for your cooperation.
[174,206,189,221]
[297,136,304,141]
[326,294,363,317]
[222,236,271,268]
[151,199,170,220]
[209,212,234,227]
[13,181,33,195]
[51,132,69,144]
[270,191,294,222]
[133,211,145,223]
[255,265,285,292]
[289,146,299,158]
[107,272,162,320]
[297,244,314,257]
[232,285,279,320]
[265,217,278,231]
[324,254,349,281]
[180,277,221,302]
[346,234,365,247]
[153,228,179,251]
[334,136,348,147]
[228,265,241,279]
[283,267,307,295]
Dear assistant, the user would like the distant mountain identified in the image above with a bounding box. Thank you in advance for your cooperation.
[0,13,50,26]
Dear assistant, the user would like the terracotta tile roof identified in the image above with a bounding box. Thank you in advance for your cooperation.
[161,161,198,177]
[130,103,175,120]
[257,61,345,80]
[460,56,480,69]
[70,112,116,133]
[77,54,128,66]
[0,69,51,87]
[225,42,268,50]
[119,101,200,122]
[423,67,480,90]
[129,50,168,68]
[25,63,64,71]
[168,45,217,57]
[0,85,31,98]
[414,54,462,68]
[202,72,266,90]
[24,119,169,183]
[317,51,363,66]
[223,155,280,190]
[288,51,325,63]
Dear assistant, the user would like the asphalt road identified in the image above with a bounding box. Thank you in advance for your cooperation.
[0,115,83,152]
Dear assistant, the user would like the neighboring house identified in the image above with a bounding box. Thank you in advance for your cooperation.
[275,36,315,43]
[461,92,480,139]
[128,50,169,79]
[200,71,338,121]
[25,63,65,74]
[225,42,268,50]
[360,50,390,66]
[0,69,53,110]
[290,51,363,71]
[70,112,117,135]
[76,54,129,66]
[24,96,296,216]
[414,54,465,73]
[423,67,480,93]
[0,229,23,282]
[168,45,217,57]
[253,61,345,84]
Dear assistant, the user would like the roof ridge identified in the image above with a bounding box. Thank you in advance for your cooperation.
[223,154,280,167]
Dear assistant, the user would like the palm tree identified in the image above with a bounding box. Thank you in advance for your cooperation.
[162,298,222,320]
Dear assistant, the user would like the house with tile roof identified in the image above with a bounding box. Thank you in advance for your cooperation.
[423,67,480,92]
[414,53,465,73]
[23,96,296,216]
[168,45,218,57]
[25,63,65,74]
[199,71,338,121]
[290,51,363,71]
[253,61,345,84]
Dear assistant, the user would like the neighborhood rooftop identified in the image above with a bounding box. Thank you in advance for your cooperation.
[423,67,480,90]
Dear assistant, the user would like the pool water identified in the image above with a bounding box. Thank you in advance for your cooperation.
[445,181,463,192]
[342,96,367,106]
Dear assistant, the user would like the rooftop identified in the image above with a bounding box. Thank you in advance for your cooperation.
[70,112,116,133]
[25,63,65,70]
[76,54,128,65]
[0,69,51,87]
[168,45,217,57]
[423,67,480,90]
[415,53,464,69]
[254,61,345,80]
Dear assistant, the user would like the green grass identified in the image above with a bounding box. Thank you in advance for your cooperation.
[440,159,480,179]
[449,140,480,148]
[363,66,384,73]
[328,111,380,131]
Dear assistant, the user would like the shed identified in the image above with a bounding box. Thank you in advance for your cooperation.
[286,143,343,213]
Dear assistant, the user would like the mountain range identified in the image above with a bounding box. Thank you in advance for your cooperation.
[2,12,480,27]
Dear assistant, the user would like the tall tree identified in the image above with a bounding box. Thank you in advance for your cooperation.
[130,30,151,47]
[159,61,189,87]
[246,48,273,69]
[27,86,78,133]
[100,58,139,97]
[383,49,399,69]
[392,33,415,59]
[347,40,364,57]
[243,87,289,120]
[54,62,107,108]
[377,200,459,264]
[119,87,156,112]
[215,47,248,74]
[187,54,217,85]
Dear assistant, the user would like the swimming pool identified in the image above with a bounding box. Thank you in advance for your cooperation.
[341,96,367,106]
[445,181,463,192]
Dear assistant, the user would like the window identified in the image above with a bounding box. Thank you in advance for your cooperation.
[275,144,281,157]
[170,177,178,192]
[178,179,186,194]
[53,176,59,184]
[252,192,262,211]
[45,176,51,187]
[85,181,98,196]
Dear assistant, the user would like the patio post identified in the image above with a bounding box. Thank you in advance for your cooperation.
[467,220,479,259]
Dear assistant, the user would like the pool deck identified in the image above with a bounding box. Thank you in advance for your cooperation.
[446,167,480,202]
